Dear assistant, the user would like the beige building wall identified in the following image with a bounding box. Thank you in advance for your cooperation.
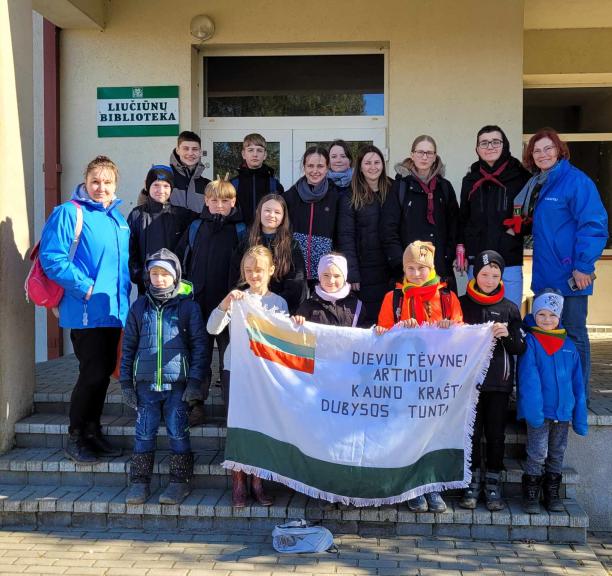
[59,0,525,211]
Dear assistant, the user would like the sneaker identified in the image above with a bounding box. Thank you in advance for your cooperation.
[406,494,428,512]
[484,472,505,512]
[83,424,122,457]
[64,431,98,464]
[425,491,447,513]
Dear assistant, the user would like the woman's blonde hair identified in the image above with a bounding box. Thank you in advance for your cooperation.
[205,173,236,199]
[84,155,119,182]
[239,245,275,286]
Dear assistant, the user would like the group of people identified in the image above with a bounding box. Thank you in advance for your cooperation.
[37,124,608,513]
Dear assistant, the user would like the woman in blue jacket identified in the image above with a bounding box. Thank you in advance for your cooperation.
[516,128,608,401]
[39,156,131,464]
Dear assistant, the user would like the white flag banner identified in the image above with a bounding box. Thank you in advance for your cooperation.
[223,295,495,506]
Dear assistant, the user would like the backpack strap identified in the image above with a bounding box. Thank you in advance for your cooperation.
[351,299,363,328]
[439,287,452,320]
[398,179,407,210]
[392,287,403,324]
[68,200,83,261]
[269,176,277,193]
[235,222,247,241]
[230,176,239,189]
[188,219,202,249]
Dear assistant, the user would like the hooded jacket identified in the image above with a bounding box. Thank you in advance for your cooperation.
[460,154,530,268]
[517,314,587,435]
[231,164,284,226]
[119,248,206,391]
[127,195,196,293]
[528,159,608,296]
[381,161,459,279]
[39,184,131,329]
[168,149,211,214]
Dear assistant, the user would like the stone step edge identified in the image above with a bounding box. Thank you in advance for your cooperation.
[34,391,225,406]
[0,448,579,485]
[0,484,588,528]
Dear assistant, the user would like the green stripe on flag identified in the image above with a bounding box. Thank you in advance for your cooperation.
[98,125,179,138]
[97,86,179,99]
[246,327,315,359]
[225,427,464,498]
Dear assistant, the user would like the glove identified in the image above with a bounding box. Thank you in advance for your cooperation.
[120,382,138,410]
[182,379,203,403]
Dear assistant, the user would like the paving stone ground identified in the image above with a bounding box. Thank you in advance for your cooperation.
[0,527,609,576]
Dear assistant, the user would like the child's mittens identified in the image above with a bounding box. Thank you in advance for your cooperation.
[182,379,203,403]
[120,382,138,410]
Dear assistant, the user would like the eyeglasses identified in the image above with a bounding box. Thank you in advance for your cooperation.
[478,139,503,149]
[412,150,436,159]
[532,145,557,157]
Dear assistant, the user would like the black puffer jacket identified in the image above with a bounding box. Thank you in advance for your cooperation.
[337,189,392,322]
[296,291,370,328]
[381,169,459,279]
[127,196,195,294]
[231,164,284,226]
[459,291,526,393]
[228,233,307,313]
[459,156,531,267]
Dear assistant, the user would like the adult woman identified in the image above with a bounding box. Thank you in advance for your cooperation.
[381,135,459,287]
[327,139,353,196]
[284,146,341,289]
[40,156,131,463]
[517,128,608,398]
[337,145,393,322]
[458,125,531,307]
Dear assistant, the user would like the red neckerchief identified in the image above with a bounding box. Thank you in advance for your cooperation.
[468,160,509,200]
[415,176,437,225]
[402,279,441,324]
[530,325,567,355]
[466,278,505,305]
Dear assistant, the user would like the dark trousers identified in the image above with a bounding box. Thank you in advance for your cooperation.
[69,327,122,433]
[470,390,510,473]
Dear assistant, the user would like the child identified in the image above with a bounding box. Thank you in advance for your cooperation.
[229,194,306,313]
[127,165,195,294]
[119,248,206,506]
[293,253,369,328]
[208,245,289,507]
[177,177,246,427]
[376,240,462,513]
[458,250,526,511]
[231,133,284,225]
[518,289,587,514]
[169,131,211,214]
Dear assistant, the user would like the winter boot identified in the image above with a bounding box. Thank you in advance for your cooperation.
[484,471,505,511]
[425,491,447,513]
[126,452,154,505]
[543,472,564,512]
[232,470,248,508]
[251,475,273,506]
[459,469,482,509]
[64,430,98,463]
[406,495,428,512]
[188,402,206,427]
[159,452,194,505]
[83,422,122,457]
[522,473,543,514]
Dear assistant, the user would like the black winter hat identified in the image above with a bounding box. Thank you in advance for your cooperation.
[145,164,174,194]
[473,250,505,278]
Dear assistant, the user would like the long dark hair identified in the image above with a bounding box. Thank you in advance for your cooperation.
[248,194,293,279]
[351,145,390,210]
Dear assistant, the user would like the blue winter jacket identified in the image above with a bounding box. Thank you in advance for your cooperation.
[517,314,588,435]
[39,185,131,328]
[530,159,608,296]
[119,282,206,391]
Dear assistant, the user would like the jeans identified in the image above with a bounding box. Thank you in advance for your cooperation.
[525,420,569,475]
[467,265,523,309]
[134,383,190,454]
[561,295,590,400]
[470,391,510,473]
[69,327,122,433]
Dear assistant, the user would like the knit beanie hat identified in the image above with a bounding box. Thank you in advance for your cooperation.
[317,253,348,282]
[532,289,564,318]
[145,164,174,194]
[147,259,177,282]
[403,241,435,270]
[473,250,505,278]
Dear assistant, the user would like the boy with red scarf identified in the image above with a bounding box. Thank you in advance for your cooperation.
[377,241,462,513]
[458,250,526,512]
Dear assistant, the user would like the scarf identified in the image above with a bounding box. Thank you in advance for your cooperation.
[468,160,509,200]
[315,282,351,303]
[296,176,329,203]
[466,278,505,305]
[328,168,353,189]
[401,271,441,324]
[413,175,438,225]
[148,281,179,303]
[529,325,567,355]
